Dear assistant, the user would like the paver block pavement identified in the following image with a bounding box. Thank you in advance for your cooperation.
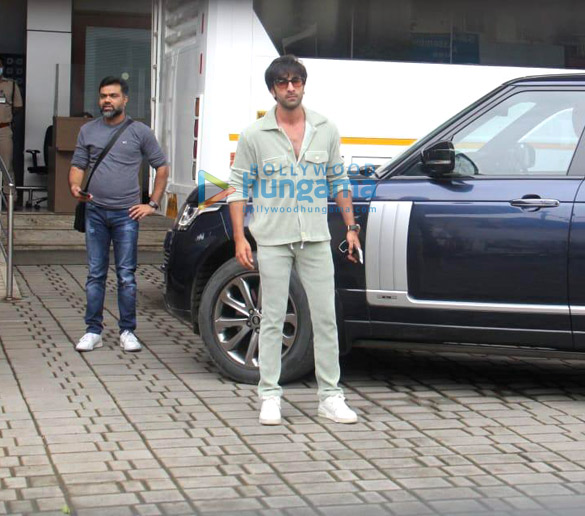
[5,264,585,514]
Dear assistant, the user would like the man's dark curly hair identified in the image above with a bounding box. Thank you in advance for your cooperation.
[264,55,307,91]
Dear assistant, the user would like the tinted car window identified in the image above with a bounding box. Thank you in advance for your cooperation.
[452,91,585,176]
[519,109,580,173]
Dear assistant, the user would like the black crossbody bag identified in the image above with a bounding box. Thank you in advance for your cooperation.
[74,118,134,232]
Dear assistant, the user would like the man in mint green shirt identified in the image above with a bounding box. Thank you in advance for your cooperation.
[228,55,361,425]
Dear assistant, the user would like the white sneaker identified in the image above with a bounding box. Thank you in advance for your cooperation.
[76,333,103,352]
[120,330,142,352]
[259,396,281,425]
[318,394,358,424]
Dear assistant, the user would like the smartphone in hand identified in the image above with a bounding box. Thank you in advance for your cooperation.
[78,189,91,198]
[338,240,364,264]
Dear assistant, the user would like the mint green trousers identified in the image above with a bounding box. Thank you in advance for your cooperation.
[256,241,344,401]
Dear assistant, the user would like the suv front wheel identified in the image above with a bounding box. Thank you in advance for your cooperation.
[198,256,314,384]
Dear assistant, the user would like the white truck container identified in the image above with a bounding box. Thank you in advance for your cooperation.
[152,0,570,216]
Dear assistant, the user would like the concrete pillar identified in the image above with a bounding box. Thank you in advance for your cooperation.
[25,0,72,185]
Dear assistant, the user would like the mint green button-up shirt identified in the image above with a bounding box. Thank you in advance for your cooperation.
[228,106,350,246]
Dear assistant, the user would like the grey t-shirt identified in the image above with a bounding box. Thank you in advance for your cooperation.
[71,116,167,209]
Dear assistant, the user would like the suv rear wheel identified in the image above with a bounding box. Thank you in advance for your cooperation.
[198,255,314,384]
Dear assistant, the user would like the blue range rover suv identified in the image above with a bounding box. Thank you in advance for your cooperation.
[163,74,585,384]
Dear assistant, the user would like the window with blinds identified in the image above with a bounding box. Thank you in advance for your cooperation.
[83,26,151,120]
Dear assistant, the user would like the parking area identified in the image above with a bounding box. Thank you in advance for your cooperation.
[2,264,585,515]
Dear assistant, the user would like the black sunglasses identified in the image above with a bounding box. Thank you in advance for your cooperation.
[273,77,305,89]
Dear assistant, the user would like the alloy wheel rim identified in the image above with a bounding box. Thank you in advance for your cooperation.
[212,272,298,368]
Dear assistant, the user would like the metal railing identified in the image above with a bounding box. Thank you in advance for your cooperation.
[0,156,15,299]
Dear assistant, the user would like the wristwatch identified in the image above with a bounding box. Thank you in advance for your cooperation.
[347,224,361,233]
[148,200,159,210]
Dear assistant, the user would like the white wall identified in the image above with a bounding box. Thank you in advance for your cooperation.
[27,0,73,31]
[25,0,72,185]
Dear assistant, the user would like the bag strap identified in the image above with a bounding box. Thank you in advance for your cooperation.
[85,118,134,189]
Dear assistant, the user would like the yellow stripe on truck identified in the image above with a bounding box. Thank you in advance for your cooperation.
[229,134,416,145]
[340,137,416,146]
[230,134,576,150]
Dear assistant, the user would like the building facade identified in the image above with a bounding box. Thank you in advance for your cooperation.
[2,0,585,193]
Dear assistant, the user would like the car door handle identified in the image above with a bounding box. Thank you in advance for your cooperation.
[510,198,560,208]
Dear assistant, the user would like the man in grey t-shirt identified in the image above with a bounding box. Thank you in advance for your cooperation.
[69,76,169,353]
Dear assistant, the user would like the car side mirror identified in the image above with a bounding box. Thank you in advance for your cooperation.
[421,141,455,175]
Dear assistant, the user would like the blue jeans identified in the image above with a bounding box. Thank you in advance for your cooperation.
[85,203,139,335]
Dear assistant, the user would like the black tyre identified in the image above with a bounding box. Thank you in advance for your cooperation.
[198,255,314,384]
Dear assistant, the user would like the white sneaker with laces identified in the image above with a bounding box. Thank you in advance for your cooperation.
[120,330,142,352]
[75,332,103,352]
[318,394,358,423]
[259,396,281,425]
